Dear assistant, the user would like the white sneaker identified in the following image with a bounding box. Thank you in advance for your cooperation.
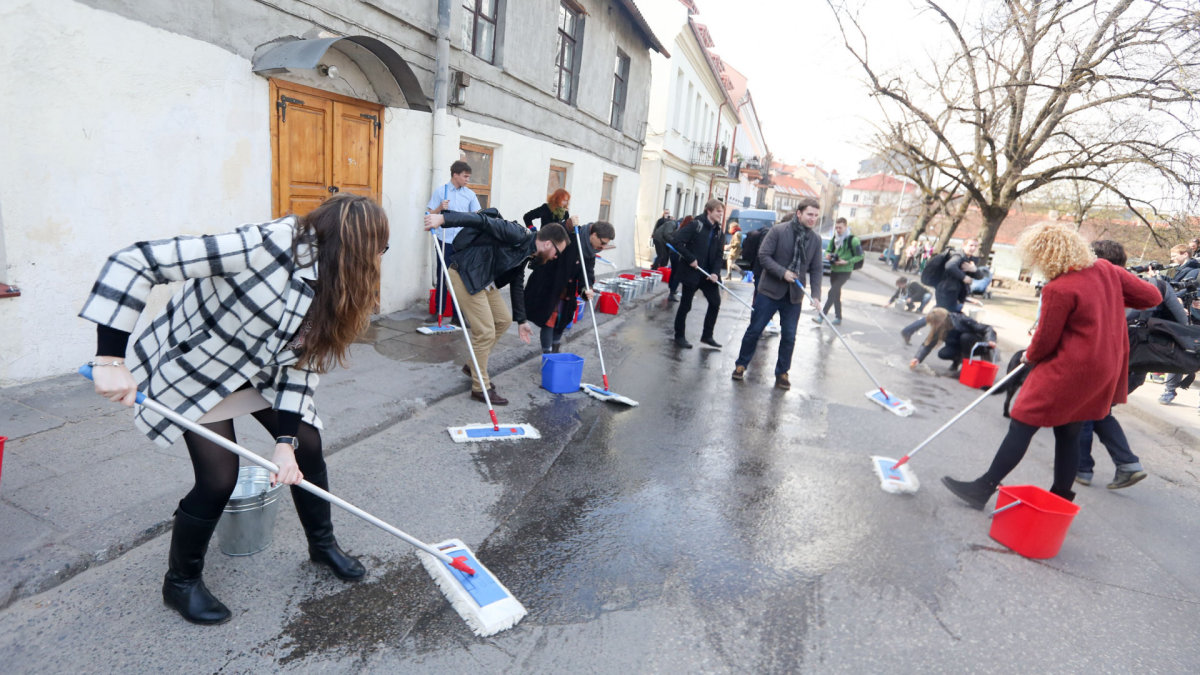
[763,322,781,336]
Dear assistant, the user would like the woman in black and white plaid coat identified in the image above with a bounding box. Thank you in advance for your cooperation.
[81,194,389,625]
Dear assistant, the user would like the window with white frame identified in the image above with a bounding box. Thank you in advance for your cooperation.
[610,51,630,130]
[599,174,615,221]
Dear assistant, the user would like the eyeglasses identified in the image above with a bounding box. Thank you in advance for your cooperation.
[380,246,389,256]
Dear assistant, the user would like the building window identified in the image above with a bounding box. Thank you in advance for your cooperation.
[598,174,615,221]
[459,141,493,208]
[462,0,499,64]
[548,164,568,195]
[852,193,859,203]
[873,195,880,204]
[554,2,583,104]
[663,185,672,212]
[610,51,630,130]
[849,207,857,217]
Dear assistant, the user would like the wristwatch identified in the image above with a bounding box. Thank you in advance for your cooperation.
[275,435,299,450]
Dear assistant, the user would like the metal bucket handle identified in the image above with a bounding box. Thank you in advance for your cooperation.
[969,341,991,361]
[989,499,1021,518]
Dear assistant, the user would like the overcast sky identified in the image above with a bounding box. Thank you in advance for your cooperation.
[693,0,943,180]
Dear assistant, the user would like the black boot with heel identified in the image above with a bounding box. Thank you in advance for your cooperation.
[292,471,366,581]
[162,507,232,625]
[941,476,999,510]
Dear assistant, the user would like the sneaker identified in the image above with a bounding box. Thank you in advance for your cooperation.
[763,322,781,336]
[700,336,722,349]
[811,315,824,324]
[831,317,842,326]
[1158,392,1176,405]
[900,330,912,346]
[461,363,471,377]
[732,365,746,381]
[674,336,693,349]
[668,293,679,303]
[1107,469,1147,490]
[1074,473,1092,487]
[775,373,791,390]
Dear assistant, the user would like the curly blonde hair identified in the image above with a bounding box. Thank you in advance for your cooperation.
[1017,223,1095,281]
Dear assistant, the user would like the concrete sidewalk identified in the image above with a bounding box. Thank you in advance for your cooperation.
[0,270,659,610]
[854,258,1200,447]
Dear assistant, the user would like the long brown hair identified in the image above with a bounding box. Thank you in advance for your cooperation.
[292,194,390,373]
[923,307,951,347]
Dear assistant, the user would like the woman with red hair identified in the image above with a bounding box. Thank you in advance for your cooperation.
[524,189,576,231]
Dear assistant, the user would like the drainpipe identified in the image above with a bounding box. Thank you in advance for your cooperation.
[430,0,452,201]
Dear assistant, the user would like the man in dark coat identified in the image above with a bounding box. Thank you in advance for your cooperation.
[525,221,614,353]
[651,210,675,269]
[901,237,985,343]
[731,199,823,389]
[669,199,726,349]
[424,209,568,405]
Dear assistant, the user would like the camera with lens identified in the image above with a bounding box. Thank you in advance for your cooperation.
[1127,261,1166,274]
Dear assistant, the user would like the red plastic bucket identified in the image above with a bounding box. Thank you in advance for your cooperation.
[596,291,621,315]
[618,273,636,280]
[989,485,1080,559]
[959,359,998,388]
[428,289,454,318]
[656,267,671,283]
[0,436,6,488]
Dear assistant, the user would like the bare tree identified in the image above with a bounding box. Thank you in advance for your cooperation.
[830,0,1200,257]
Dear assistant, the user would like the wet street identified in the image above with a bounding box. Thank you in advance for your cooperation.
[2,276,1199,673]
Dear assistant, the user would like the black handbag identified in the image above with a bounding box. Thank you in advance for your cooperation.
[1127,318,1200,374]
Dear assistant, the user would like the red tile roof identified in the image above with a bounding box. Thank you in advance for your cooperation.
[845,173,916,194]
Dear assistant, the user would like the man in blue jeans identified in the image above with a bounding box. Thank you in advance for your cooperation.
[731,199,823,389]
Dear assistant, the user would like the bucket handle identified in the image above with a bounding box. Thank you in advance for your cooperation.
[989,499,1021,518]
[969,341,991,361]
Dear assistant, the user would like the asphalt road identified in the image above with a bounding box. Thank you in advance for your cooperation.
[2,275,1197,673]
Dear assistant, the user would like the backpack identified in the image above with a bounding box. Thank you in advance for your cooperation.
[1128,317,1200,374]
[740,227,768,270]
[921,248,955,286]
[652,218,677,245]
[828,236,864,270]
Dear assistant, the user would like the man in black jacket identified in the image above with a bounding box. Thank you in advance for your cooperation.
[651,210,675,269]
[669,199,726,349]
[424,210,568,404]
[901,238,984,343]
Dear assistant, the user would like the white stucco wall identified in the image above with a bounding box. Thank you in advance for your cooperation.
[451,117,641,271]
[0,0,271,385]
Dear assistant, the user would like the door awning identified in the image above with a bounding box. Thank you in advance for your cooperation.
[253,36,430,111]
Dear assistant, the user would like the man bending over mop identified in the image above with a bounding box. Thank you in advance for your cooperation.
[424,210,569,405]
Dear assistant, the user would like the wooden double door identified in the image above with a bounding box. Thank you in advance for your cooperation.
[271,80,384,217]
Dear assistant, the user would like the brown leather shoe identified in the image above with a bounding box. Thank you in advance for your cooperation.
[774,373,791,390]
[461,364,471,377]
[470,388,508,406]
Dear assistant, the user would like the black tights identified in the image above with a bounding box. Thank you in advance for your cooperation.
[982,419,1083,497]
[179,409,326,520]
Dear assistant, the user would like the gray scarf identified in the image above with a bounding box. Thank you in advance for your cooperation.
[789,219,814,275]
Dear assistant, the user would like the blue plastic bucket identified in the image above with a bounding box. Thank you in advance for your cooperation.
[541,353,584,393]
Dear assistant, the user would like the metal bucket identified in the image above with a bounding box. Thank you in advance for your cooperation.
[216,466,285,556]
[620,280,639,300]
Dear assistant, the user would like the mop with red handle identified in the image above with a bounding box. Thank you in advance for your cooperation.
[430,232,540,443]
[575,225,637,406]
[79,366,525,636]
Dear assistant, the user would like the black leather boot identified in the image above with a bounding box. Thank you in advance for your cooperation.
[162,507,232,625]
[941,476,998,510]
[292,471,366,581]
[1049,485,1077,502]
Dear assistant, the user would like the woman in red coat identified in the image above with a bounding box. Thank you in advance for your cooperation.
[943,224,1161,509]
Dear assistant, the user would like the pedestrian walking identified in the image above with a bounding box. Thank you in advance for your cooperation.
[667,215,694,301]
[903,241,920,273]
[669,199,726,349]
[943,224,1161,509]
[523,189,572,231]
[525,221,614,353]
[81,194,390,625]
[814,218,862,325]
[731,199,823,389]
[725,223,742,280]
[891,236,905,271]
[426,160,481,317]
[424,209,569,404]
[651,210,675,269]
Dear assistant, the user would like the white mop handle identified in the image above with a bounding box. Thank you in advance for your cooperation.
[665,243,753,311]
[431,231,494,412]
[139,396,456,565]
[794,279,888,393]
[902,362,1028,461]
[574,226,609,378]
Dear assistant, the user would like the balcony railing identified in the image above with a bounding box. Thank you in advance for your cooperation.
[690,142,728,168]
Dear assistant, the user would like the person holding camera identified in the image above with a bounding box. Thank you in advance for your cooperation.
[814,218,863,325]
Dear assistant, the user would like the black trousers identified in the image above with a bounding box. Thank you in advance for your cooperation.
[982,418,1083,497]
[652,241,670,269]
[823,271,851,319]
[675,279,721,340]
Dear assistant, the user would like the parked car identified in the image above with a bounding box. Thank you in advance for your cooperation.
[822,236,832,275]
